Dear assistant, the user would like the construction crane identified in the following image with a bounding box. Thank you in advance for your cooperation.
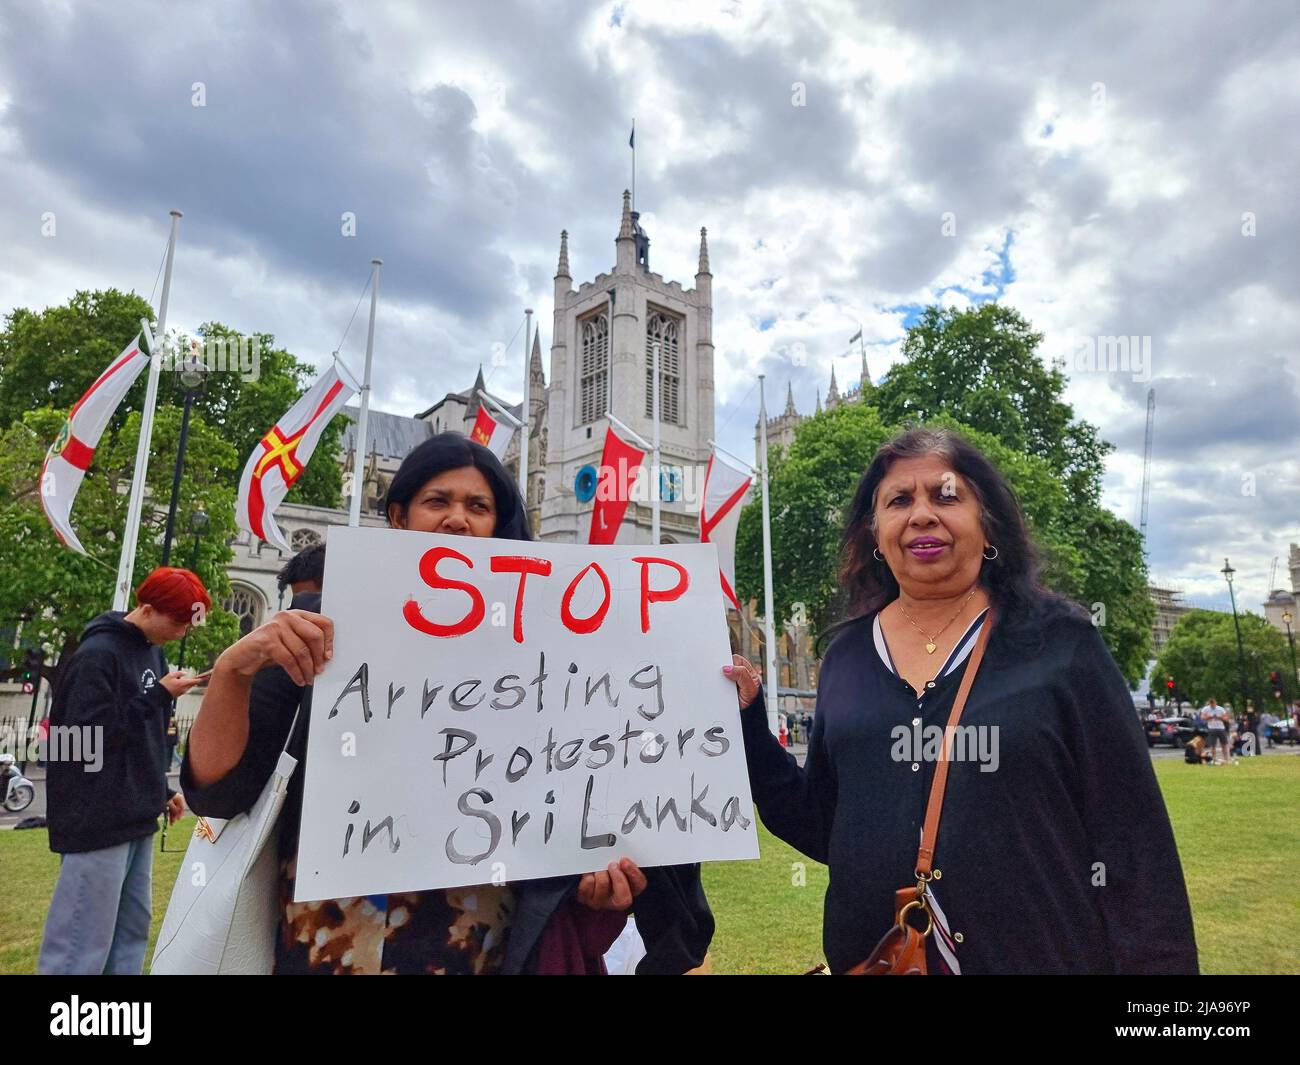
[1139,388,1155,546]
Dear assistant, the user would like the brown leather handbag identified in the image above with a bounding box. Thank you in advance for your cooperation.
[844,610,995,976]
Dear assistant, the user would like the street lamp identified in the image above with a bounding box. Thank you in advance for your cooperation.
[160,339,208,566]
[1283,610,1299,705]
[176,505,208,670]
[1221,558,1252,723]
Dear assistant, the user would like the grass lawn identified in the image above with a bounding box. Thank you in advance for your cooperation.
[3,756,1297,974]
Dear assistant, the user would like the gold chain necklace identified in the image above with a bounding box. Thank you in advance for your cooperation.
[896,588,979,654]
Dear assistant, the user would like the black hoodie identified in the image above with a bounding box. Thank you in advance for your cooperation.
[46,611,176,853]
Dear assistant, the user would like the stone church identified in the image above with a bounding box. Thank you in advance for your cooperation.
[216,193,869,714]
[220,192,717,628]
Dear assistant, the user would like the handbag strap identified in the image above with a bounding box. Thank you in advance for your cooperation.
[280,686,310,760]
[915,607,995,877]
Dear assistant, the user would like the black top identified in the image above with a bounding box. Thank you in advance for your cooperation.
[180,592,714,974]
[739,606,1199,975]
[46,611,175,853]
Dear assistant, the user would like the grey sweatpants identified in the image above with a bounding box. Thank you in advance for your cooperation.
[38,835,154,975]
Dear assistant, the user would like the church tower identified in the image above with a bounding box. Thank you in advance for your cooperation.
[540,192,715,543]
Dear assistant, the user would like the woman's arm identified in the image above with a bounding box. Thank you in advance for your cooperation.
[729,659,837,865]
[181,610,332,816]
[1068,626,1199,974]
[186,608,332,787]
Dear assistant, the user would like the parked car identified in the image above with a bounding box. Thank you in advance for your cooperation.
[1269,721,1300,745]
[1145,715,1204,748]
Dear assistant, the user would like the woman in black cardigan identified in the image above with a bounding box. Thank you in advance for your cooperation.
[183,433,713,974]
[724,427,1197,974]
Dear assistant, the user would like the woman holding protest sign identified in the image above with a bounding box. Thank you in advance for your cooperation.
[724,427,1197,975]
[183,433,713,974]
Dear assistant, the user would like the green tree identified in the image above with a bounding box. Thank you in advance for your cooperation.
[734,306,1156,683]
[735,402,893,636]
[735,407,1081,638]
[0,290,345,509]
[873,304,1108,505]
[1153,610,1293,711]
[1062,506,1154,685]
[0,288,356,685]
[0,404,240,690]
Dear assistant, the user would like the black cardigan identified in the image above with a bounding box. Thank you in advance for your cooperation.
[180,595,713,974]
[739,608,1199,975]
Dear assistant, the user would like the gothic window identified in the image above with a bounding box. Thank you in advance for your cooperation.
[290,528,322,552]
[645,311,681,424]
[224,584,265,639]
[578,312,609,426]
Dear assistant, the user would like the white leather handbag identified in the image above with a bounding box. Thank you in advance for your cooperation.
[151,709,301,975]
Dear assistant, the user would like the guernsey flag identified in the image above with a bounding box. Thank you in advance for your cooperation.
[236,363,357,551]
[40,335,151,554]
[470,404,513,458]
[700,448,754,609]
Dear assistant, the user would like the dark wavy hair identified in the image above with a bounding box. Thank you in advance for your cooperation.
[382,432,533,541]
[822,426,1083,651]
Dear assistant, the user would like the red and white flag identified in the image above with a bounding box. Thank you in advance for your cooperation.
[236,363,358,551]
[700,448,754,609]
[588,426,647,545]
[470,404,514,458]
[40,335,151,554]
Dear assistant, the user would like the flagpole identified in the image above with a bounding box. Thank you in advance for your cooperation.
[604,411,649,450]
[519,308,532,504]
[477,388,524,429]
[758,374,780,737]
[651,339,661,545]
[112,209,181,611]
[856,324,869,383]
[348,258,382,527]
[631,118,636,212]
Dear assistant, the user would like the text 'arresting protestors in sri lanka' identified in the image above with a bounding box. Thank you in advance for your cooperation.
[182,433,715,974]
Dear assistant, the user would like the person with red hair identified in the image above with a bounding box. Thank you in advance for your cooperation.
[38,566,210,975]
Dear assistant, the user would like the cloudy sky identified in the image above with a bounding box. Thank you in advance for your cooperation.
[2,0,1298,614]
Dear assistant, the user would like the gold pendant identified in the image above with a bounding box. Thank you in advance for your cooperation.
[926,642,937,654]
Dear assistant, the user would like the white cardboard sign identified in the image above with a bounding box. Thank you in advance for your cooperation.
[294,526,759,901]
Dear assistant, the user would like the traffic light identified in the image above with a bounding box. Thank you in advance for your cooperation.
[1270,670,1283,700]
[1166,676,1175,691]
[20,648,43,694]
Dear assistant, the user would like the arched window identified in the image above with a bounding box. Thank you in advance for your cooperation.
[223,584,266,639]
[290,528,322,552]
[579,312,609,425]
[645,312,681,424]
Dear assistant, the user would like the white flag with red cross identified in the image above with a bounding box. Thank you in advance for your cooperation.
[699,448,754,609]
[40,335,152,554]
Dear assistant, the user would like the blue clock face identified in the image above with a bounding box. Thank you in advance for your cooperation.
[574,464,598,503]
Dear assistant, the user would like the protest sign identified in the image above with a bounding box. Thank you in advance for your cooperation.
[294,526,759,901]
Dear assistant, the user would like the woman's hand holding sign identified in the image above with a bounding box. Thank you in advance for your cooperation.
[188,610,334,789]
[577,858,648,911]
[218,609,335,687]
[722,655,762,710]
